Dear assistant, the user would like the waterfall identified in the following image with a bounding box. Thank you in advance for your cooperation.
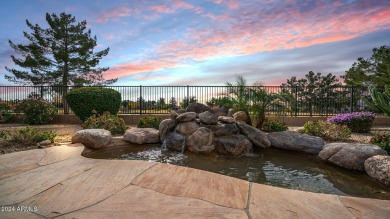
[161,139,168,153]
[180,139,186,154]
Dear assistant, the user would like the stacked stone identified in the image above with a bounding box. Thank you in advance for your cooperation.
[159,103,272,156]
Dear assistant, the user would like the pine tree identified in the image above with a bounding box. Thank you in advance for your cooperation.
[5,12,117,86]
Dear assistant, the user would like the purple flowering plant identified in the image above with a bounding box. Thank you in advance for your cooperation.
[327,111,375,133]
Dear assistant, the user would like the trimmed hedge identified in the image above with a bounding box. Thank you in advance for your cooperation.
[65,87,121,121]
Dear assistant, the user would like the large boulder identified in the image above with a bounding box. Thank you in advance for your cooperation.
[159,119,176,141]
[123,128,160,144]
[212,123,240,136]
[233,111,249,123]
[268,131,324,154]
[236,121,271,148]
[72,129,111,149]
[163,132,186,152]
[176,109,186,114]
[176,112,197,122]
[186,127,215,154]
[364,155,390,186]
[175,121,200,136]
[218,116,235,124]
[170,110,178,119]
[211,106,229,116]
[215,134,253,156]
[186,103,211,114]
[198,111,218,125]
[318,143,387,171]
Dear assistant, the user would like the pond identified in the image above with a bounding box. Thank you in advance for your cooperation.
[84,144,390,200]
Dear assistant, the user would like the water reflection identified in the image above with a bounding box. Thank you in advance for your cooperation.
[85,145,390,200]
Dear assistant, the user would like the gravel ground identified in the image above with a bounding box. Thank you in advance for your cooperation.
[0,124,389,154]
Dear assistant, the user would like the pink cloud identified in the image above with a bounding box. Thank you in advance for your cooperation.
[104,60,179,80]
[149,5,175,13]
[101,1,390,81]
[156,3,390,61]
[172,0,203,14]
[214,0,239,9]
[96,6,134,23]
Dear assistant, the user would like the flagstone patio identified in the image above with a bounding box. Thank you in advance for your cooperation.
[0,143,389,218]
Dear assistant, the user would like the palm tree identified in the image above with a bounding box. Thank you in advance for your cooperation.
[226,76,252,125]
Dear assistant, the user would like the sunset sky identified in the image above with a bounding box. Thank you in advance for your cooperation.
[0,0,389,86]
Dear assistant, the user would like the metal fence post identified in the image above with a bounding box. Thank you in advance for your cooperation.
[139,85,142,115]
[40,86,44,99]
[350,86,354,113]
[186,85,189,107]
[295,86,298,117]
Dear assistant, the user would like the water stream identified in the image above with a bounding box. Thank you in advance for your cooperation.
[85,145,390,200]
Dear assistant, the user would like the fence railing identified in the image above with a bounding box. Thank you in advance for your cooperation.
[0,85,372,116]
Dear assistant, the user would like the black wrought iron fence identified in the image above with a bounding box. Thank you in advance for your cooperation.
[0,85,371,116]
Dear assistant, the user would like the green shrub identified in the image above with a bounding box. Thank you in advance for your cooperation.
[261,119,288,132]
[327,112,375,133]
[0,127,57,146]
[303,120,351,141]
[138,116,163,129]
[14,98,57,125]
[66,87,121,121]
[0,102,12,123]
[83,111,127,135]
[370,133,390,154]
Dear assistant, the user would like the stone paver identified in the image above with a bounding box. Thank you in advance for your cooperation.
[339,196,390,219]
[58,185,248,219]
[21,160,156,217]
[132,163,249,209]
[38,144,84,166]
[0,157,103,205]
[0,150,45,180]
[249,183,355,219]
[0,145,389,219]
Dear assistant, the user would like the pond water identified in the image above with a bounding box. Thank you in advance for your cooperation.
[85,145,390,200]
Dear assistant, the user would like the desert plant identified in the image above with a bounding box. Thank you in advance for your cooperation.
[137,116,163,129]
[370,133,390,154]
[83,111,127,135]
[261,119,288,132]
[14,98,57,125]
[66,87,121,121]
[363,85,390,116]
[303,120,351,141]
[327,111,375,133]
[0,127,57,146]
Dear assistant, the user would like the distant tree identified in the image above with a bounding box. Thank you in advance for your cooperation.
[156,97,166,109]
[137,96,145,110]
[342,44,390,87]
[180,96,197,109]
[5,12,116,86]
[281,71,342,115]
[168,97,177,110]
[206,97,233,108]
